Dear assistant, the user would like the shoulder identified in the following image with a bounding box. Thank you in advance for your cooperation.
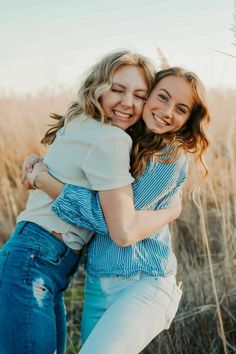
[154,151,189,169]
[90,121,132,151]
[64,115,132,147]
[78,114,132,144]
[143,153,189,182]
[83,119,133,164]
[98,122,132,145]
[175,152,189,167]
[81,119,134,190]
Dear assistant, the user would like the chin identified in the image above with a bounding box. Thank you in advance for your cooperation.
[118,123,127,130]
[152,127,168,134]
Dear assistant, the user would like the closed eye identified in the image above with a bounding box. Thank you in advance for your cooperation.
[112,89,123,93]
[135,94,146,100]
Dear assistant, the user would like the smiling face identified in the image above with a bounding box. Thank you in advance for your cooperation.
[100,65,148,130]
[142,75,195,135]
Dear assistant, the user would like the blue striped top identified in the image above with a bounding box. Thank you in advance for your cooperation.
[52,154,189,277]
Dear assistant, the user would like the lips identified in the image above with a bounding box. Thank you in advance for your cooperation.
[113,110,133,120]
[152,113,170,126]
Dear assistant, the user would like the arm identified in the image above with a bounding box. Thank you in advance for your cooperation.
[98,186,181,246]
[51,157,189,245]
[28,169,180,246]
[53,185,182,248]
[23,143,186,246]
[24,163,181,247]
[34,171,64,200]
[22,159,64,200]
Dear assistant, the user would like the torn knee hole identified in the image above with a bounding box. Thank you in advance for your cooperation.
[34,284,46,293]
[32,278,47,307]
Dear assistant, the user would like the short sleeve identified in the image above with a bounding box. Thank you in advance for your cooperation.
[82,127,134,190]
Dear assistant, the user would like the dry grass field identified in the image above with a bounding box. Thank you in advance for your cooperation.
[0,89,235,353]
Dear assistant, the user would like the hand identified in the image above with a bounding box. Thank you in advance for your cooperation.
[21,155,42,186]
[27,162,49,188]
[22,160,48,190]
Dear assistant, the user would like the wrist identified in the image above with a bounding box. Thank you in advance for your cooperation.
[33,171,49,189]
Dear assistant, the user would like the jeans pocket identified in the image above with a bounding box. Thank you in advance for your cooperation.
[34,245,65,266]
[0,249,10,285]
[165,283,182,330]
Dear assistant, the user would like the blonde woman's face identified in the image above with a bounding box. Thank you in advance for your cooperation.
[101,65,148,130]
[142,76,195,134]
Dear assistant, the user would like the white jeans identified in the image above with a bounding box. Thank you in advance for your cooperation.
[79,273,182,354]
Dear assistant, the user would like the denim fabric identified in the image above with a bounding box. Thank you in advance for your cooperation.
[80,273,182,353]
[0,221,80,354]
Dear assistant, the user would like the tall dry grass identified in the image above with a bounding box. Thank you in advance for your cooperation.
[0,90,72,240]
[0,89,235,353]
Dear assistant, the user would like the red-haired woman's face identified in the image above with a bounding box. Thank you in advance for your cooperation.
[142,76,195,134]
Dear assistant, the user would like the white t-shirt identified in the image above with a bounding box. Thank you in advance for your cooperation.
[18,114,134,249]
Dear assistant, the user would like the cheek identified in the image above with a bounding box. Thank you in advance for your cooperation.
[141,103,150,118]
[138,102,145,113]
[134,102,145,118]
[100,96,106,111]
[100,95,114,112]
[142,115,151,129]
[174,116,189,131]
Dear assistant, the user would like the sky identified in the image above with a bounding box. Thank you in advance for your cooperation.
[0,0,235,95]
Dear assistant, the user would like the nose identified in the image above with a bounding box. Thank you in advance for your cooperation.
[120,92,133,107]
[162,104,174,118]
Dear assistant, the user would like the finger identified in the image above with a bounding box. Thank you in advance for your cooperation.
[23,155,40,172]
[27,164,33,173]
[21,179,31,190]
[22,177,35,190]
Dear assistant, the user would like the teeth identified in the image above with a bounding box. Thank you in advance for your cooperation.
[114,110,131,119]
[153,113,169,126]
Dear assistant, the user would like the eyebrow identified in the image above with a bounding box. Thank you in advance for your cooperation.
[160,88,191,111]
[112,82,147,92]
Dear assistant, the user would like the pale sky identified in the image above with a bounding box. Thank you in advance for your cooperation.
[0,0,235,94]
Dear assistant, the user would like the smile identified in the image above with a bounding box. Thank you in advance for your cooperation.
[152,113,170,126]
[113,110,132,120]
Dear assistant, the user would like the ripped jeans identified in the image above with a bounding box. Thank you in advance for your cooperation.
[0,221,80,354]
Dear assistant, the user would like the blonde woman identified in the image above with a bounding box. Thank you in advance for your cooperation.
[0,51,183,354]
[22,67,210,353]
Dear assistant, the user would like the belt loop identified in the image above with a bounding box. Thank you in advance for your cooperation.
[17,221,30,234]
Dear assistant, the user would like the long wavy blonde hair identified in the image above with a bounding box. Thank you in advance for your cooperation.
[41,50,155,145]
[130,67,210,179]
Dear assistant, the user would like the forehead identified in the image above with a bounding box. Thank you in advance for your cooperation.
[112,65,148,89]
[151,75,194,105]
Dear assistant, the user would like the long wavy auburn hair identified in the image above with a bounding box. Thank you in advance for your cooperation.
[129,67,210,179]
[41,50,155,145]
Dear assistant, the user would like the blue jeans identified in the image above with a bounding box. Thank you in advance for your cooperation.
[0,221,80,354]
[80,273,182,354]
